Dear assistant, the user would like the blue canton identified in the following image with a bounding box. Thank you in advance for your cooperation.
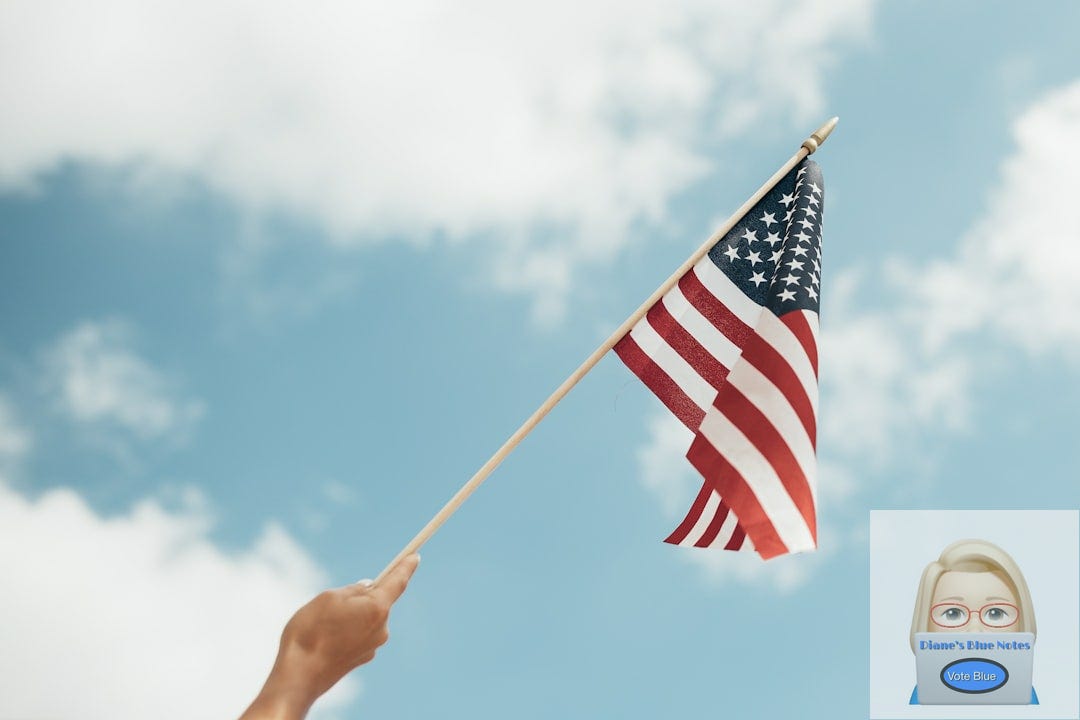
[706,159,823,315]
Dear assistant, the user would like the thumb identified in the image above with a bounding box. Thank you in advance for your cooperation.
[369,553,421,604]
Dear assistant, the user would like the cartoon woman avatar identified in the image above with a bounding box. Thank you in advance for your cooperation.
[908,539,1038,705]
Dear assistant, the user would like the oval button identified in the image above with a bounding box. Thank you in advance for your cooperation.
[940,658,1009,693]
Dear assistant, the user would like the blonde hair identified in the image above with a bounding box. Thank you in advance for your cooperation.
[909,539,1035,652]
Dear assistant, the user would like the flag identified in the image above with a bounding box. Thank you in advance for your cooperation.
[615,159,823,559]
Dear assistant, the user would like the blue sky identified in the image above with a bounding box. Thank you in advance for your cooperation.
[1,1,1079,718]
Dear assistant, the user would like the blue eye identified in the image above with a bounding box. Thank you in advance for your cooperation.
[981,605,1016,628]
[934,605,968,626]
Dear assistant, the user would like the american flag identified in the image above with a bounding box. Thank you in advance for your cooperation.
[615,159,823,559]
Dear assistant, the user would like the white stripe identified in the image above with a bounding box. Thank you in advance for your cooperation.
[692,257,763,327]
[726,358,817,487]
[628,320,716,414]
[677,490,721,547]
[756,311,819,415]
[661,284,743,375]
[803,309,819,338]
[710,503,741,549]
[697,409,816,553]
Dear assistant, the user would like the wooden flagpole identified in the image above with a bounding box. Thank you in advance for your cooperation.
[373,117,839,584]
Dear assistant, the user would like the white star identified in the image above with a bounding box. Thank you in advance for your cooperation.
[769,249,784,264]
[723,245,740,262]
[799,218,815,230]
[782,272,800,286]
[807,286,818,300]
[779,288,796,302]
[792,245,809,258]
[759,211,776,227]
[749,271,766,287]
[780,192,795,207]
[809,182,821,195]
[784,208,797,222]
[797,166,807,177]
[794,231,810,244]
[812,258,821,272]
[763,232,782,246]
[804,207,817,219]
[747,250,762,266]
[742,228,757,244]
[807,194,819,207]
[786,259,805,271]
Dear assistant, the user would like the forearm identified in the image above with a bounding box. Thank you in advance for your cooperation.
[239,672,317,720]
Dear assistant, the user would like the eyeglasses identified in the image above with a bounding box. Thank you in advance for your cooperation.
[930,602,1019,629]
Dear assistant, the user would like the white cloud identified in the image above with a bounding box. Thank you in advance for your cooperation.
[821,78,1080,471]
[0,393,31,465]
[817,271,973,469]
[793,78,1080,498]
[902,79,1080,359]
[0,0,874,321]
[636,412,699,519]
[680,540,828,593]
[322,479,358,506]
[46,320,204,441]
[0,478,357,720]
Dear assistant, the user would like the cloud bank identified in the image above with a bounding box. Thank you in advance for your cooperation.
[824,78,1080,473]
[0,478,356,719]
[0,0,874,320]
[903,79,1080,358]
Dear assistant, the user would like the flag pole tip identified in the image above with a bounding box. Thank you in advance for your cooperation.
[802,116,839,154]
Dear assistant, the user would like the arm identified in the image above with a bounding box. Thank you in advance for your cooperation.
[240,553,421,720]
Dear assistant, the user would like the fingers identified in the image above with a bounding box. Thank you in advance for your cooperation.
[368,553,420,605]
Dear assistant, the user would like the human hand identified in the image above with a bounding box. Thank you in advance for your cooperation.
[240,553,420,720]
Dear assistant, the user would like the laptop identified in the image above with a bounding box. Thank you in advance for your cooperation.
[913,632,1035,704]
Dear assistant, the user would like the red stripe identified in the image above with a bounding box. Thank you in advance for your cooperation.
[714,383,817,540]
[781,311,818,378]
[724,524,746,551]
[686,435,790,559]
[614,336,704,430]
[664,483,713,545]
[645,300,731,390]
[693,500,731,548]
[740,331,816,445]
[679,270,754,349]
[682,268,816,443]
